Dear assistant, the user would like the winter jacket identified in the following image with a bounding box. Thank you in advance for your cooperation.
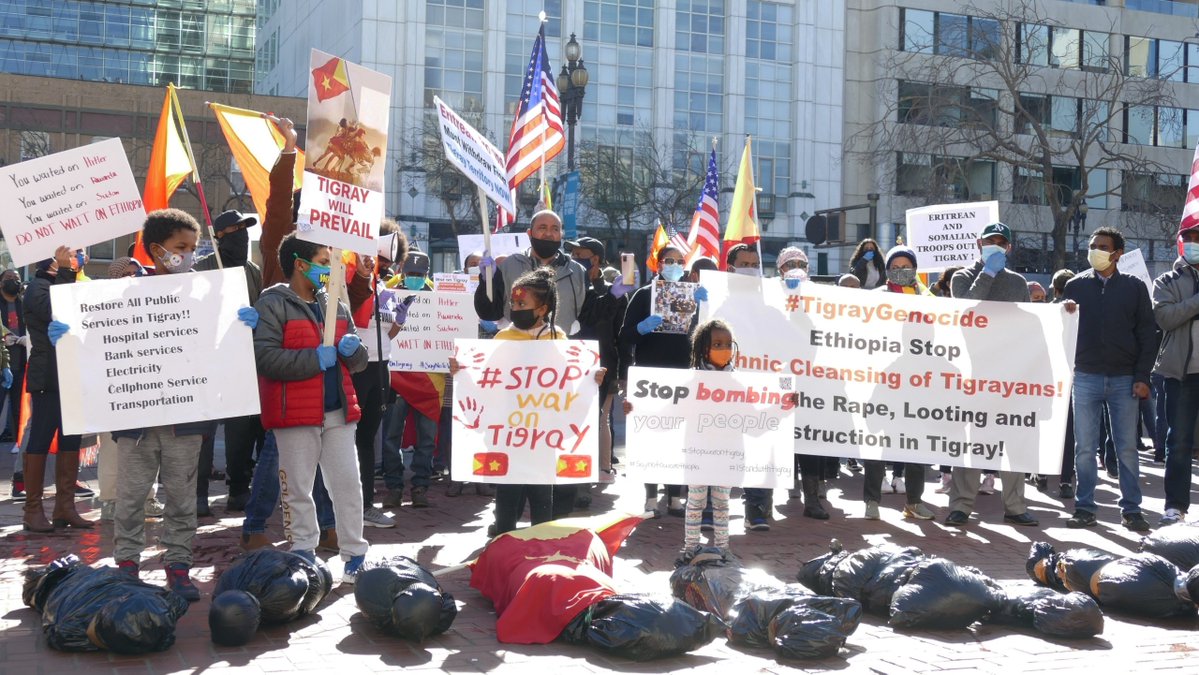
[573,276,627,389]
[1152,257,1199,380]
[851,255,885,289]
[617,280,691,379]
[253,282,368,429]
[1063,268,1156,384]
[24,267,72,393]
[473,250,587,334]
[950,260,1031,303]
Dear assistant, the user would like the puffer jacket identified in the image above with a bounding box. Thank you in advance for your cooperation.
[1152,257,1199,380]
[254,282,367,429]
[24,266,72,393]
[473,250,587,334]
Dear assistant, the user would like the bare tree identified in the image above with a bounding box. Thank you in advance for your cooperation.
[397,114,487,237]
[851,0,1180,270]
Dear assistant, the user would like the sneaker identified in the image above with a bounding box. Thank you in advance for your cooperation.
[978,474,997,495]
[292,549,316,564]
[100,500,115,521]
[1122,512,1150,532]
[226,491,249,511]
[144,497,165,518]
[410,487,429,508]
[1003,512,1039,527]
[165,563,201,602]
[196,501,212,518]
[343,554,366,584]
[700,511,715,532]
[787,487,803,500]
[847,459,862,473]
[745,504,771,530]
[599,470,616,484]
[1160,508,1185,526]
[1066,510,1097,528]
[74,481,95,498]
[575,492,592,510]
[11,471,24,501]
[486,523,498,537]
[864,500,881,520]
[1034,475,1049,491]
[747,517,771,531]
[363,506,396,528]
[890,476,906,495]
[644,497,662,518]
[117,560,139,579]
[445,482,465,497]
[1106,465,1118,479]
[1058,483,1075,500]
[935,472,951,494]
[944,510,970,527]
[903,503,935,520]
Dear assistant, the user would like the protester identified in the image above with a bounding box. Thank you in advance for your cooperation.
[945,223,1038,528]
[848,238,885,289]
[1061,227,1154,532]
[253,233,370,583]
[473,210,587,334]
[930,266,961,299]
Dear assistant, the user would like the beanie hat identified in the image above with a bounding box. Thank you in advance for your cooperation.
[776,247,808,270]
[885,245,918,269]
[108,257,134,279]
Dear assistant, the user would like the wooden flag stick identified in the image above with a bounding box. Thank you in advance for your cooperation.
[478,185,494,302]
[323,248,346,346]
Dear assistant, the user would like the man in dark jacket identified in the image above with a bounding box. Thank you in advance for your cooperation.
[1062,227,1154,532]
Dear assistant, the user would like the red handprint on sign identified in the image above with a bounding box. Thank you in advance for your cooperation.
[454,397,483,429]
[565,344,601,369]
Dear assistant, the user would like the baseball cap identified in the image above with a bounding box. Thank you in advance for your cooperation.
[566,237,605,259]
[403,250,431,276]
[213,210,257,235]
[978,222,1012,242]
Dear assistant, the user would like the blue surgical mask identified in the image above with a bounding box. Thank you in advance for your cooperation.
[1184,242,1199,264]
[298,257,330,290]
[863,251,875,261]
[404,276,426,291]
[981,244,1005,262]
[575,258,593,272]
[661,263,685,282]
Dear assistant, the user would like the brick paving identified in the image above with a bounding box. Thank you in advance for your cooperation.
[3,440,1199,674]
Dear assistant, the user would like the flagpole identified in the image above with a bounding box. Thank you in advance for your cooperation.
[478,185,494,301]
[169,84,223,270]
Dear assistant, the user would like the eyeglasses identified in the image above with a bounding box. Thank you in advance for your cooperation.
[661,257,683,266]
[780,261,809,272]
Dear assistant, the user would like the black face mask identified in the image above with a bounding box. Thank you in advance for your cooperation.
[529,237,561,260]
[218,229,250,267]
[510,308,540,330]
[2,280,20,296]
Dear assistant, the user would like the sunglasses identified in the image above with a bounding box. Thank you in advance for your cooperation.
[661,257,684,266]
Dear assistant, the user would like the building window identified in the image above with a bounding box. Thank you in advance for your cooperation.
[583,0,654,48]
[1126,36,1192,80]
[1122,171,1186,213]
[1018,23,1109,71]
[1123,104,1188,147]
[504,1,562,113]
[425,0,485,111]
[747,1,793,62]
[676,0,724,55]
[900,9,999,60]
[898,81,996,129]
[1013,166,1047,205]
[897,152,995,201]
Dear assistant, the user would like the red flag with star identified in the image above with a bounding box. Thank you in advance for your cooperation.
[556,454,591,479]
[473,452,510,477]
[311,56,351,102]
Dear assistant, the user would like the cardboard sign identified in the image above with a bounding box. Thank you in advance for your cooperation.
[1116,247,1154,289]
[388,291,479,372]
[457,233,529,270]
[0,138,145,267]
[624,366,797,488]
[53,268,260,435]
[905,200,999,271]
[434,96,515,214]
[699,272,1078,474]
[450,338,600,484]
[297,49,391,254]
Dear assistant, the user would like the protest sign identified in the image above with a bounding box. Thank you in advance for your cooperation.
[905,200,999,271]
[52,268,260,435]
[450,338,600,484]
[388,291,478,372]
[433,272,474,294]
[624,366,797,488]
[362,287,399,362]
[433,96,515,214]
[699,272,1078,473]
[0,138,145,267]
[297,49,391,255]
[1116,247,1153,289]
[457,233,529,270]
[650,279,699,334]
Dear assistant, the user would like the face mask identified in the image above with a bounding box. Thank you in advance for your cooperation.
[887,268,918,287]
[1087,248,1113,272]
[863,251,875,261]
[980,244,1005,262]
[217,229,249,267]
[467,266,480,276]
[403,276,425,291]
[510,307,541,330]
[529,237,561,259]
[733,267,762,277]
[2,280,20,296]
[708,347,734,368]
[1184,242,1199,264]
[661,263,685,282]
[154,245,195,274]
[299,258,330,290]
[575,258,593,272]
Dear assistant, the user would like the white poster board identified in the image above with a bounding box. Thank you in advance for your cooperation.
[699,272,1078,474]
[52,268,260,434]
[0,138,146,267]
[433,272,474,294]
[457,233,529,270]
[1116,248,1154,289]
[450,338,600,484]
[905,200,999,271]
[433,96,515,214]
[625,366,797,488]
[297,49,391,254]
[387,291,478,372]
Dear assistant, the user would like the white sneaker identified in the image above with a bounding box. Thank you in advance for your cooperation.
[890,477,905,495]
[1160,508,1185,526]
[864,500,881,520]
[644,497,661,518]
[935,473,952,494]
[979,474,997,495]
[144,497,165,518]
[363,506,396,528]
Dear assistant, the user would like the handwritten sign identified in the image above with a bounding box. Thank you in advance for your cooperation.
[0,138,145,267]
[52,268,260,435]
[451,338,600,484]
[905,200,999,271]
[457,233,529,270]
[387,291,478,373]
[1116,247,1153,289]
[434,96,515,214]
[433,272,474,294]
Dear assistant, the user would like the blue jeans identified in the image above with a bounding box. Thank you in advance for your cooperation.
[243,430,335,534]
[381,393,437,490]
[1163,375,1199,513]
[1072,372,1142,515]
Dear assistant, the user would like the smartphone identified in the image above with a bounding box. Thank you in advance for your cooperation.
[402,295,418,307]
[621,252,635,283]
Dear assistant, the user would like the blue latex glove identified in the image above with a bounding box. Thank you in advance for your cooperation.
[316,345,337,371]
[393,296,411,325]
[610,273,635,298]
[863,251,875,261]
[983,251,1006,276]
[1,368,11,390]
[237,306,259,329]
[338,333,361,357]
[785,277,802,290]
[48,320,70,346]
[480,319,498,332]
[693,286,709,302]
[637,314,664,335]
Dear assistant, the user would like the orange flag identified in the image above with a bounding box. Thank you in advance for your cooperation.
[646,222,668,275]
[210,102,305,225]
[139,85,194,266]
[722,137,760,268]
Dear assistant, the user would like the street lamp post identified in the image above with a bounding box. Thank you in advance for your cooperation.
[557,33,588,172]
[1070,202,1089,269]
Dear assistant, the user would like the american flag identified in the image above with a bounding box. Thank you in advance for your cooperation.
[498,24,565,230]
[1181,140,1199,233]
[686,148,722,260]
[667,222,692,256]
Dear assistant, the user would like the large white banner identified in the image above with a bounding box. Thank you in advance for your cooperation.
[699,272,1078,474]
[434,96,515,214]
[52,269,260,435]
[297,49,391,254]
[450,339,600,484]
[625,366,797,488]
[387,291,479,373]
[905,200,999,271]
[0,138,145,267]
